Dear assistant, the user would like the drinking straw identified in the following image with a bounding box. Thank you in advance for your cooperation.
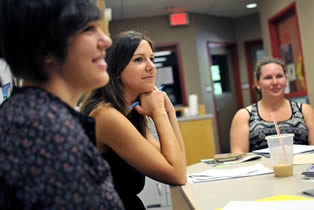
[270,112,288,160]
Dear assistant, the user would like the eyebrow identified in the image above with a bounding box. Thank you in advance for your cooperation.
[133,53,154,57]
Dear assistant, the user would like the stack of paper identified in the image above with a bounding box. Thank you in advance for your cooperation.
[187,163,273,184]
[253,145,314,156]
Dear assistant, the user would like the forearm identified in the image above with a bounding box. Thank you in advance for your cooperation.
[166,107,186,164]
[152,111,186,175]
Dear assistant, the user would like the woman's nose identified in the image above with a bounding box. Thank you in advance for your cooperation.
[271,76,278,84]
[145,59,156,71]
[98,29,112,50]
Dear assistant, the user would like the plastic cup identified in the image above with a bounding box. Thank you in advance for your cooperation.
[265,133,294,177]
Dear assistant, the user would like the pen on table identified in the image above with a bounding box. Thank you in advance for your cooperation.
[128,86,164,109]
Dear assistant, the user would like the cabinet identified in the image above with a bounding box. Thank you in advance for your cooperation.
[138,177,172,210]
[178,114,216,165]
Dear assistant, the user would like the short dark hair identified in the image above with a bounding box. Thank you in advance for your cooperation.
[81,31,153,137]
[0,0,102,82]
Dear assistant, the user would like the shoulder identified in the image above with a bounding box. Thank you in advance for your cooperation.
[95,105,124,120]
[235,107,250,118]
[232,107,250,123]
[1,89,86,143]
[302,103,312,111]
[302,103,313,117]
[93,105,129,129]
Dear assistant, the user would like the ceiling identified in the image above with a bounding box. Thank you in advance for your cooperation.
[105,0,260,21]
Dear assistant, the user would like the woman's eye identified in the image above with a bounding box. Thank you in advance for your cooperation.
[150,57,155,62]
[134,57,143,62]
[82,25,95,32]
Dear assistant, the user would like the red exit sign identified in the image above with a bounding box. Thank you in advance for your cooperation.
[169,12,189,26]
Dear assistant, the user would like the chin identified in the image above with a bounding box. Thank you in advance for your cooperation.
[91,76,109,90]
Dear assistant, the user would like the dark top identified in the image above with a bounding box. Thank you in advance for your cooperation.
[248,100,309,152]
[0,87,124,210]
[102,150,145,210]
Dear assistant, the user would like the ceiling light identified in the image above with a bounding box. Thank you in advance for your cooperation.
[154,51,172,57]
[246,3,257,9]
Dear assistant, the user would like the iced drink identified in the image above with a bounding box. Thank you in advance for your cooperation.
[272,164,293,177]
[265,134,294,177]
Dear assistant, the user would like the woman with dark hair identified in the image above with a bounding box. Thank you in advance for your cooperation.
[81,30,186,209]
[230,57,314,153]
[0,0,123,209]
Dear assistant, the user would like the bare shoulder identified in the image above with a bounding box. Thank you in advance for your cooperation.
[302,103,313,112]
[233,107,250,121]
[94,106,127,126]
[302,104,314,119]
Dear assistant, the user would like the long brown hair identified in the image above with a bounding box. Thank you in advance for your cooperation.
[80,31,154,137]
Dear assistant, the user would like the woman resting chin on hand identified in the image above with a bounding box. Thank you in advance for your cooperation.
[80,31,186,210]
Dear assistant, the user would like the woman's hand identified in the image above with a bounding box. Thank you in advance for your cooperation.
[135,88,166,117]
[161,91,175,114]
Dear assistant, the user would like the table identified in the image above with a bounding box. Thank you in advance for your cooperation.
[178,157,314,210]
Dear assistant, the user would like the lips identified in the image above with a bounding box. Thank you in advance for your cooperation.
[92,55,107,69]
[142,75,154,80]
[271,88,281,92]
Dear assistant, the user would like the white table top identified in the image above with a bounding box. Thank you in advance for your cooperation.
[180,157,314,210]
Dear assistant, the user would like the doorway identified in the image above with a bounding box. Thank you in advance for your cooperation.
[154,44,187,106]
[208,42,242,153]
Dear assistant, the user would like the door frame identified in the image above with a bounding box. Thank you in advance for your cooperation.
[244,39,263,104]
[207,41,242,152]
[155,42,187,106]
[268,2,307,98]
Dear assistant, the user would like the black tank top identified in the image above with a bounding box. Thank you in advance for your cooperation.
[102,150,145,210]
[247,100,309,152]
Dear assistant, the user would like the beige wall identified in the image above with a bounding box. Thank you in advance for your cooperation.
[235,14,262,107]
[259,0,314,104]
[192,14,236,114]
[297,1,314,104]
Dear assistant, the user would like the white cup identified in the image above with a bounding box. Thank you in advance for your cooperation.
[265,133,294,177]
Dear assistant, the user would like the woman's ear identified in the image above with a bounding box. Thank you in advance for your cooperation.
[254,79,260,90]
[44,55,57,65]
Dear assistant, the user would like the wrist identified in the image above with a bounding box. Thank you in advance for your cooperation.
[151,110,168,119]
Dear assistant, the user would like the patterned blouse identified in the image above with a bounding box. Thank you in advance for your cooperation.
[0,87,124,210]
[248,100,309,152]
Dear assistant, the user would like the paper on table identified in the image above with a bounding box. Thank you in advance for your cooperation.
[222,200,314,210]
[294,153,314,165]
[253,145,314,155]
[187,163,273,184]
